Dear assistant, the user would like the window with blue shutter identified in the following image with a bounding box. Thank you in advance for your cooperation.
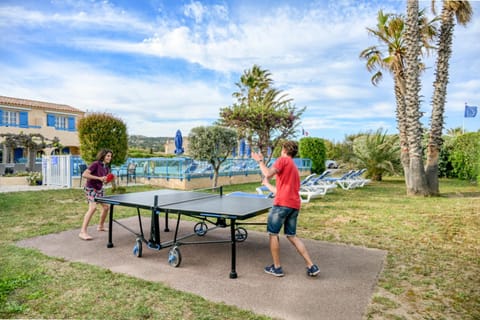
[68,116,75,131]
[0,109,3,126]
[19,112,28,128]
[47,114,55,127]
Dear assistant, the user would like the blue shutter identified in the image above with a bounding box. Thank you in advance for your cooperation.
[0,109,3,126]
[14,148,24,162]
[19,112,28,128]
[68,116,75,131]
[47,114,55,127]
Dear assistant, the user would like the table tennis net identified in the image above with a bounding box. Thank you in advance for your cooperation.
[153,191,221,208]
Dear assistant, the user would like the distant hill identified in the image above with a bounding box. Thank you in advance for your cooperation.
[128,135,171,153]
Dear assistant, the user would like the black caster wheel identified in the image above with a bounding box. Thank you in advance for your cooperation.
[235,227,248,242]
[194,222,208,236]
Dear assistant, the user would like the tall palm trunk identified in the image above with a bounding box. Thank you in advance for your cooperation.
[404,0,428,195]
[393,73,410,189]
[426,7,453,195]
[426,0,472,195]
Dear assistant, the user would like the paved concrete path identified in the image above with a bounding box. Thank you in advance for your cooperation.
[0,184,67,193]
[17,216,387,320]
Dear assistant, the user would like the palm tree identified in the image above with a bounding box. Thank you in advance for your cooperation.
[446,127,465,137]
[219,65,304,159]
[232,64,273,109]
[360,11,410,186]
[352,129,400,181]
[425,0,473,195]
[360,9,436,191]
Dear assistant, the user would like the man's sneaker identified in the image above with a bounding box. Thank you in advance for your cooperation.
[307,264,320,277]
[264,264,284,277]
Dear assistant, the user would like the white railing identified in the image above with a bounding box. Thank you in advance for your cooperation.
[42,155,72,188]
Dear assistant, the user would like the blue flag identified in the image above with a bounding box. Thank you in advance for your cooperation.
[464,105,478,118]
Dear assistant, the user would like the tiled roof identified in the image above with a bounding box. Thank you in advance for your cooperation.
[0,95,84,114]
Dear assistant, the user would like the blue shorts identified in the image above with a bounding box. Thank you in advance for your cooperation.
[267,205,299,236]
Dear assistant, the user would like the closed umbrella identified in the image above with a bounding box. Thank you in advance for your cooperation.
[174,130,184,155]
[239,139,246,158]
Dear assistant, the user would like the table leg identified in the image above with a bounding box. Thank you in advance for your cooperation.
[229,218,238,279]
[107,204,114,248]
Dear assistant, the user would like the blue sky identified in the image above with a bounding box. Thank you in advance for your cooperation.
[1,0,479,141]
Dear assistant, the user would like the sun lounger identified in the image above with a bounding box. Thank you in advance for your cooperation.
[324,169,370,190]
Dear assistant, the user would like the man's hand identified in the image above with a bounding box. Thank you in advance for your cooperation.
[251,151,263,163]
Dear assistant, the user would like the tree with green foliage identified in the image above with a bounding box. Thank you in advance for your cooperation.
[445,126,465,137]
[449,132,480,182]
[188,126,237,188]
[352,129,400,181]
[78,113,128,166]
[360,7,436,193]
[361,2,472,195]
[437,134,455,178]
[298,137,326,174]
[218,64,305,162]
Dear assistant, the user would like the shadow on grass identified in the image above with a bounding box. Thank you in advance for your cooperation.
[442,191,480,198]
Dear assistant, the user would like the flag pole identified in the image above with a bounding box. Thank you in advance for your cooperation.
[463,102,466,134]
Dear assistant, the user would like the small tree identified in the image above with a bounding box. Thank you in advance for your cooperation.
[188,126,237,188]
[352,129,400,181]
[219,65,305,162]
[78,113,128,166]
[298,137,327,174]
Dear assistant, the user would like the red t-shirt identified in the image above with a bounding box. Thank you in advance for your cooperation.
[273,156,301,209]
[85,161,109,190]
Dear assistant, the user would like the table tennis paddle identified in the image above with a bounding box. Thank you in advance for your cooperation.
[105,173,115,183]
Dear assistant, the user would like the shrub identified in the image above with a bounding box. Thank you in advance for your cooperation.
[449,132,480,182]
[26,172,42,185]
[299,137,326,174]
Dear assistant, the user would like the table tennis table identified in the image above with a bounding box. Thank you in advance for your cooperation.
[96,187,273,278]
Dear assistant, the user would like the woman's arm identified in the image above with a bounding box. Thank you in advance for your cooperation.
[82,164,106,183]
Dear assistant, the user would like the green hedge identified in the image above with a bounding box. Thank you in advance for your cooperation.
[449,132,480,182]
[299,137,326,174]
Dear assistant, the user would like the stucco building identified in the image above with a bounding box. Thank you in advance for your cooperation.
[0,95,85,171]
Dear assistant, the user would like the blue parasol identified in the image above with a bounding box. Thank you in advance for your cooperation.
[174,129,184,155]
[239,139,246,158]
[246,143,251,158]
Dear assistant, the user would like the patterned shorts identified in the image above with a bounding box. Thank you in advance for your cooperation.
[84,187,104,203]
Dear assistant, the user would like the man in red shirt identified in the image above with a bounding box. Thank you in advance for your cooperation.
[252,141,320,277]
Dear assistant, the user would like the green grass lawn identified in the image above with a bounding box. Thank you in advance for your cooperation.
[0,178,479,319]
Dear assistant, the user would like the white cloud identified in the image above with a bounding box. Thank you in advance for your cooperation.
[0,0,479,140]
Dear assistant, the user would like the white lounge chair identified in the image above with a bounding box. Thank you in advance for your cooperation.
[301,171,337,190]
[256,171,337,204]
[325,169,369,190]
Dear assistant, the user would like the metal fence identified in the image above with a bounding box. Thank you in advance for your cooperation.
[42,155,86,187]
[42,155,312,187]
[112,157,312,181]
